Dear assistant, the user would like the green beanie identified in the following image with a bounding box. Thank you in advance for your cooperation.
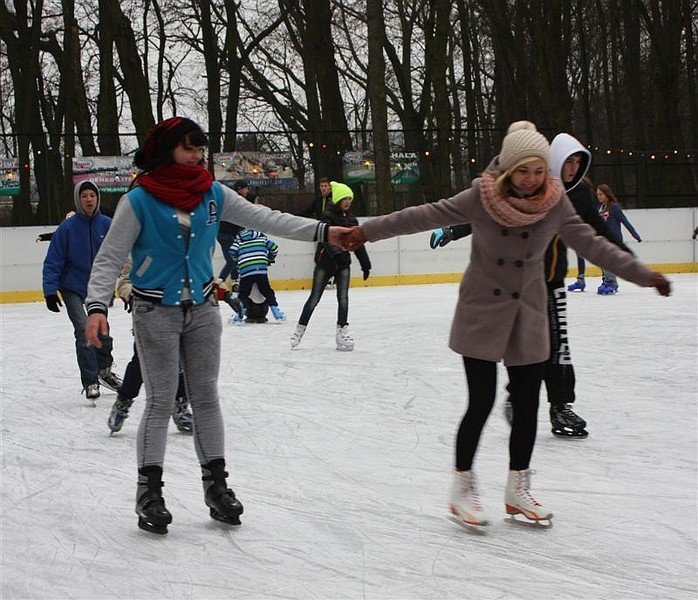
[330,181,354,204]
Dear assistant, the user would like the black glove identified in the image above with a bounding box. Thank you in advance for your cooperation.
[45,294,62,313]
[429,227,454,249]
[363,270,370,281]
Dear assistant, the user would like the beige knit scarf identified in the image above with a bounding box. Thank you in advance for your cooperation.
[479,171,563,227]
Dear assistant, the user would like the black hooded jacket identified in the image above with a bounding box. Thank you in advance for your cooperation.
[314,204,371,273]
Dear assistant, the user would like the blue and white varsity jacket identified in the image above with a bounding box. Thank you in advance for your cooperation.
[86,181,328,314]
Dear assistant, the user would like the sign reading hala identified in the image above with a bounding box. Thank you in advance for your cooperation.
[343,151,420,185]
[213,152,296,188]
[72,156,138,192]
[0,158,20,196]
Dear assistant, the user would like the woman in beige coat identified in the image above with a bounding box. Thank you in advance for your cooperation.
[345,122,670,527]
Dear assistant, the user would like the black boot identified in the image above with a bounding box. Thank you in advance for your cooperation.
[550,403,589,438]
[202,459,244,525]
[135,466,172,534]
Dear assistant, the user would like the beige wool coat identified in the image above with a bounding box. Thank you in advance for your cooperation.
[361,177,653,366]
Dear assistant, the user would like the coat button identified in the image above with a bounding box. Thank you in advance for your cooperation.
[515,260,523,267]
[497,258,505,266]
[501,229,509,236]
[512,292,520,299]
[521,232,529,239]
[493,288,501,296]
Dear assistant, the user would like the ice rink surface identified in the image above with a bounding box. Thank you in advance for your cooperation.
[1,274,696,600]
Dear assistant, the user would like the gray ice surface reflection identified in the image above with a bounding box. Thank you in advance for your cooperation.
[1,275,696,599]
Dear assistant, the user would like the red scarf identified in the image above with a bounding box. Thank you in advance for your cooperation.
[138,163,214,211]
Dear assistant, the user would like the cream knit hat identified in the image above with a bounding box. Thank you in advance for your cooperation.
[498,121,551,170]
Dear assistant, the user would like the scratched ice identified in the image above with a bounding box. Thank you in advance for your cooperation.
[1,274,696,599]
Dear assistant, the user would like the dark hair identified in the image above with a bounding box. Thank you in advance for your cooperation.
[597,183,620,206]
[134,117,208,171]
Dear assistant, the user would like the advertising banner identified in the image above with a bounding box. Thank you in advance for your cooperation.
[0,158,20,196]
[343,151,420,185]
[213,152,295,188]
[72,156,137,192]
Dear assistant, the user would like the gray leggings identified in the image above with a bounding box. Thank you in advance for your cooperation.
[132,296,224,468]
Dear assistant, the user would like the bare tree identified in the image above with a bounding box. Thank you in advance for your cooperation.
[366,0,394,212]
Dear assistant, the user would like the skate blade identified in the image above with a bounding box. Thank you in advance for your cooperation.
[552,427,589,439]
[209,507,242,525]
[336,346,354,352]
[504,511,553,529]
[447,515,489,534]
[138,518,168,534]
[98,379,119,392]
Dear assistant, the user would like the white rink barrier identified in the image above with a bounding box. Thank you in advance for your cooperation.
[1,207,696,303]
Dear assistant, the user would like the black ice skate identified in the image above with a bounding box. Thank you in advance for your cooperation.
[550,403,588,438]
[171,396,193,433]
[202,459,244,525]
[135,466,172,534]
[99,366,123,392]
[108,394,134,435]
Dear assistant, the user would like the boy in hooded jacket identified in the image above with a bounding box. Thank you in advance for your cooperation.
[42,181,122,400]
[428,133,632,438]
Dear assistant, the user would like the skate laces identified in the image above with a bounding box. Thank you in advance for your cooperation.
[517,469,542,507]
[114,397,133,415]
[457,472,483,509]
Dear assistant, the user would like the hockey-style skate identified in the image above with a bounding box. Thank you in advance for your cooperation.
[597,280,618,295]
[84,383,100,404]
[567,279,586,292]
[108,394,134,435]
[448,470,489,529]
[202,459,244,525]
[550,403,588,438]
[172,396,193,433]
[99,366,123,392]
[135,467,172,534]
[336,325,354,351]
[505,469,552,527]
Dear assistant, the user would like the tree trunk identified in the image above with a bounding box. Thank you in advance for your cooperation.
[101,0,155,141]
[199,0,222,155]
[96,0,121,155]
[366,0,394,213]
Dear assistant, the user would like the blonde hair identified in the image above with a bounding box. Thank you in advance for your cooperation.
[494,156,547,196]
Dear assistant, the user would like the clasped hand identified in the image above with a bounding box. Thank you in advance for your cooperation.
[327,226,366,251]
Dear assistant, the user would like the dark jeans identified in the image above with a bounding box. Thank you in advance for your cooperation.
[457,357,545,471]
[217,232,238,281]
[576,254,586,279]
[238,274,278,308]
[120,342,186,401]
[61,288,113,388]
[298,264,350,327]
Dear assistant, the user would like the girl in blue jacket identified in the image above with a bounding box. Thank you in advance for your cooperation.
[41,181,121,400]
[85,117,349,534]
[596,183,642,294]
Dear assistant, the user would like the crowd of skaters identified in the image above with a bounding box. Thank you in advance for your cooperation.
[41,116,671,534]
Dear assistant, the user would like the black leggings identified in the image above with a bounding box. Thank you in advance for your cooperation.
[456,357,545,471]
